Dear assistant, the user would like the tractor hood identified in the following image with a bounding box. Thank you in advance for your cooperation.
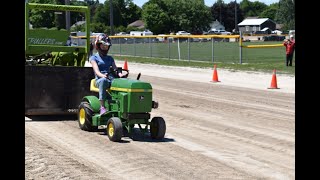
[110,78,152,92]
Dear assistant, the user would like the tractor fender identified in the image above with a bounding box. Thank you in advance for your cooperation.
[82,96,100,112]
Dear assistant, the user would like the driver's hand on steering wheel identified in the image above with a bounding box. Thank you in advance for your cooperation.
[118,72,128,78]
[102,73,108,78]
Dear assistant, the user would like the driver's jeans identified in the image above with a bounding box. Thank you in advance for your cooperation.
[95,76,113,101]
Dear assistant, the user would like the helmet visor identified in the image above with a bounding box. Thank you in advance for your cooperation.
[98,40,111,46]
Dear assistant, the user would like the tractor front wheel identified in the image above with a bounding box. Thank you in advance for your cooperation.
[78,102,97,132]
[106,117,123,142]
[150,117,166,139]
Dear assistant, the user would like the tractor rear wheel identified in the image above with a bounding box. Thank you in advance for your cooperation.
[106,117,123,142]
[78,101,97,132]
[150,117,166,139]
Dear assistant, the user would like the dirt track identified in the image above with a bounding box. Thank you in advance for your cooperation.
[25,65,295,180]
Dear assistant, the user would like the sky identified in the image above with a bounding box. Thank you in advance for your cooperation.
[100,0,279,7]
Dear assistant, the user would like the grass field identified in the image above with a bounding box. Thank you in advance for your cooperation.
[108,40,295,75]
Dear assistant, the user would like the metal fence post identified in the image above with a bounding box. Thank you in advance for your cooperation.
[134,38,136,56]
[239,31,242,64]
[211,38,214,63]
[178,38,180,61]
[188,37,190,62]
[119,38,121,56]
[168,38,171,60]
[149,37,152,57]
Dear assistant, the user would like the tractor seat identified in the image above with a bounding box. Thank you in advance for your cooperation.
[90,79,110,93]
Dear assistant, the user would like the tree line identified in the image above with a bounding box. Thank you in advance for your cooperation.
[28,0,295,35]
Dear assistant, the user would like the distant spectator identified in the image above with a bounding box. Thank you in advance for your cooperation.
[283,35,295,66]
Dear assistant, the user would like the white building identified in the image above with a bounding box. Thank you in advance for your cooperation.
[209,20,225,31]
[130,30,153,36]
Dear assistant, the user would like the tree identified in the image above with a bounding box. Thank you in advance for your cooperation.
[28,0,57,28]
[90,22,109,33]
[211,0,243,32]
[240,0,267,18]
[275,0,295,31]
[259,4,278,20]
[210,0,226,26]
[92,3,109,26]
[141,0,171,34]
[93,0,142,28]
[124,2,142,26]
[55,0,67,30]
[225,1,244,32]
[250,1,268,17]
[142,0,212,34]
[80,0,100,23]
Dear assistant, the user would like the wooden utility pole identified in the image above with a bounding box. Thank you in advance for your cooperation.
[65,0,70,30]
[235,0,238,32]
[110,0,114,35]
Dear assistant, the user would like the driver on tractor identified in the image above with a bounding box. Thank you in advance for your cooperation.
[89,33,127,115]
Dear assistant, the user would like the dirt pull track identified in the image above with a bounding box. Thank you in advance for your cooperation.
[26,65,295,180]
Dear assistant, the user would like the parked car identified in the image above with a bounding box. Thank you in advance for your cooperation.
[263,35,285,41]
[207,29,231,35]
[115,32,129,36]
[176,31,191,35]
[155,34,166,42]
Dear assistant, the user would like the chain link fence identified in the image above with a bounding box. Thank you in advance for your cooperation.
[75,34,289,64]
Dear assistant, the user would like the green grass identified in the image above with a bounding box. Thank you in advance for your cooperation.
[108,40,295,76]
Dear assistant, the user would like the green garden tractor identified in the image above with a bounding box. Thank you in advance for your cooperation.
[78,68,166,142]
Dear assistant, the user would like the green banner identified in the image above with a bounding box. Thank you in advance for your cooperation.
[28,29,69,46]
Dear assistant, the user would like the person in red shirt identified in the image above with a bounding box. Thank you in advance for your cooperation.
[283,35,295,66]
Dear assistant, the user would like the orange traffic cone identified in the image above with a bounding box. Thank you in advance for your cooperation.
[210,64,220,82]
[123,60,128,71]
[268,69,279,89]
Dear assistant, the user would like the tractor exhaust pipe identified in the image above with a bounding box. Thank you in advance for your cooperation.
[137,73,141,80]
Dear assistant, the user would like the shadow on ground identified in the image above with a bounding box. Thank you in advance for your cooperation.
[98,128,175,143]
[26,115,78,121]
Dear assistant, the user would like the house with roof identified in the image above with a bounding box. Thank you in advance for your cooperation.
[209,20,225,31]
[237,18,276,34]
[71,21,86,28]
[127,20,145,29]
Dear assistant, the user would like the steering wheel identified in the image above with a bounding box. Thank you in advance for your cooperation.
[109,66,129,78]
[120,69,129,78]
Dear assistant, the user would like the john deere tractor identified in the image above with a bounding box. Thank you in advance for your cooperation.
[78,68,166,142]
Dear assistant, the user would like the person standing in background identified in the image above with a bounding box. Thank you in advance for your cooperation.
[283,35,295,66]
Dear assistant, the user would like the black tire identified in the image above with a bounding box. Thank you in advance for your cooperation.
[78,102,97,132]
[150,117,166,139]
[106,117,123,142]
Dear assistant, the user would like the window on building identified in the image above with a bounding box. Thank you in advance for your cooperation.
[253,26,256,31]
[246,26,249,31]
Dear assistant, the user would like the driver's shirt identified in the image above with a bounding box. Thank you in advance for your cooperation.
[89,53,115,79]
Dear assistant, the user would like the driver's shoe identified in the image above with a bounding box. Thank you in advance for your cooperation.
[100,106,107,115]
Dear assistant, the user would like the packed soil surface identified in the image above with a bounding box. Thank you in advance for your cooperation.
[26,62,295,180]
